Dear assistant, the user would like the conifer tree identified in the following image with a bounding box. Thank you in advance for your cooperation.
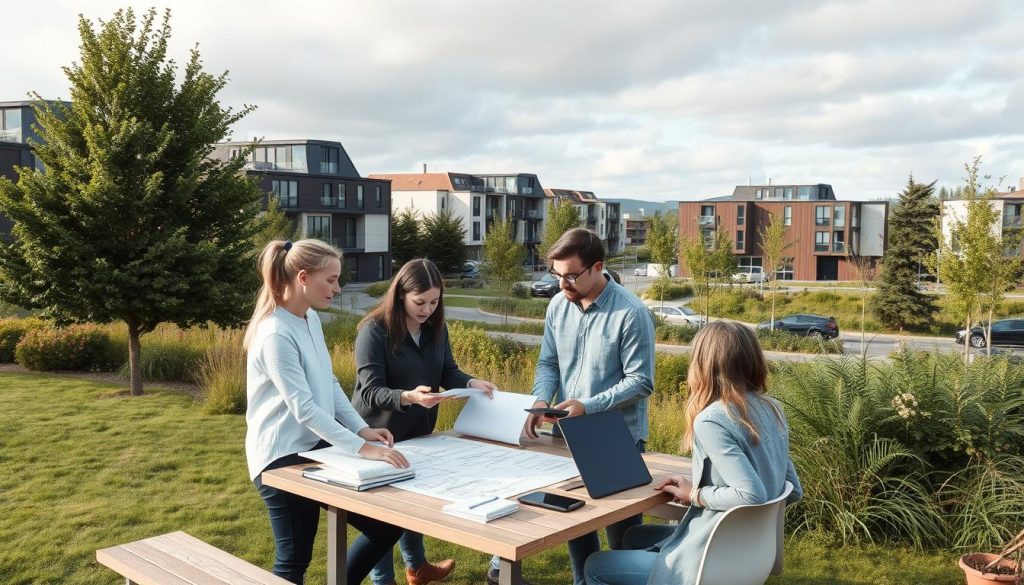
[390,207,421,269]
[871,176,939,330]
[421,207,467,274]
[0,8,265,395]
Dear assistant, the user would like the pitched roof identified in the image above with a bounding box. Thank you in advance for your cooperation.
[368,172,455,191]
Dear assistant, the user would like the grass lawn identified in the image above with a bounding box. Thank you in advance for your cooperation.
[0,373,965,584]
[443,296,483,308]
[445,287,503,297]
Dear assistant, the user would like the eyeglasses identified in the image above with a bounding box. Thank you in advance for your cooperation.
[548,261,597,285]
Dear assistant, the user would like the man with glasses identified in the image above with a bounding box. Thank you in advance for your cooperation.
[485,228,655,585]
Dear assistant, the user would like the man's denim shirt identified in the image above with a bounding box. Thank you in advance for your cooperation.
[531,276,656,442]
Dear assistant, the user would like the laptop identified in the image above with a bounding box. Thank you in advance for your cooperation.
[557,409,653,498]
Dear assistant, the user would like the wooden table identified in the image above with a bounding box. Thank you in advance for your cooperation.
[261,432,691,585]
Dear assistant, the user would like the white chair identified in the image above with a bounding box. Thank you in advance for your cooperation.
[694,481,794,585]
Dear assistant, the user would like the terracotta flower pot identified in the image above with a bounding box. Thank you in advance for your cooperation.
[959,553,1020,584]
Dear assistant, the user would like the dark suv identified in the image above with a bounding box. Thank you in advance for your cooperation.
[531,273,560,297]
[955,318,1024,348]
[756,314,840,339]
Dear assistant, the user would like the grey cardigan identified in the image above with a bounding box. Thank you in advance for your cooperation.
[647,394,803,585]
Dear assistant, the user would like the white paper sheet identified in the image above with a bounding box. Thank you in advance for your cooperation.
[299,445,412,480]
[453,390,536,445]
[391,435,579,502]
[437,387,487,398]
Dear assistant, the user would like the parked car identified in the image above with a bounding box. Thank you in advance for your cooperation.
[955,318,1024,348]
[649,305,706,326]
[459,261,480,279]
[634,266,647,277]
[531,273,560,297]
[732,266,765,284]
[757,314,840,339]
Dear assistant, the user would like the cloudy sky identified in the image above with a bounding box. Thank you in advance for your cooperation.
[4,1,1024,201]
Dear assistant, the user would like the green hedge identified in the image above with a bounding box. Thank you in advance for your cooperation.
[756,328,843,354]
[479,298,550,319]
[0,318,46,363]
[15,324,121,372]
[642,280,694,301]
[363,280,391,297]
[654,323,700,344]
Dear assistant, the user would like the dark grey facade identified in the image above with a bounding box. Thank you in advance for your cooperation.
[212,140,392,282]
[0,100,67,238]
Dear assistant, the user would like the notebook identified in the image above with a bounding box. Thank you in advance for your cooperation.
[441,496,519,523]
[302,465,414,491]
[299,445,415,482]
[556,410,652,498]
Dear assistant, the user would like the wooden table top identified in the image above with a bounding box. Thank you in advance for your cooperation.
[261,432,691,561]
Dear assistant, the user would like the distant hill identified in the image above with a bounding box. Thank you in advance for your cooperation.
[603,198,678,217]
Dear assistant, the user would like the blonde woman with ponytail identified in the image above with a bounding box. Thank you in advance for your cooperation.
[584,321,802,585]
[245,239,406,585]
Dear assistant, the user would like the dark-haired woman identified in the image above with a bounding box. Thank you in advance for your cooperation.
[353,258,497,585]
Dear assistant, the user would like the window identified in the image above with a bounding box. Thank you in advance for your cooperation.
[344,256,358,282]
[833,231,845,253]
[337,184,346,207]
[377,256,384,280]
[737,205,745,224]
[321,146,339,174]
[833,206,845,228]
[0,108,22,142]
[735,230,745,249]
[776,258,794,280]
[375,186,382,208]
[815,231,830,252]
[271,180,298,208]
[357,185,364,209]
[797,186,811,200]
[737,256,763,268]
[321,184,333,207]
[783,206,792,226]
[344,218,357,248]
[252,145,307,172]
[441,196,445,209]
[306,215,331,241]
[784,188,793,200]
[472,221,481,241]
[699,205,715,227]
[819,186,829,200]
[755,189,764,199]
[774,187,784,199]
[473,196,481,217]
[815,206,831,226]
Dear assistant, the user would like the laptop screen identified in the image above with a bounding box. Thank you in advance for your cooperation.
[557,410,653,499]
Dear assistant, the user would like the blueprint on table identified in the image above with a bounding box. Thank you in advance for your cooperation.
[390,435,579,502]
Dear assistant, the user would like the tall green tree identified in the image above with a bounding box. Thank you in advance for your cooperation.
[539,199,582,261]
[847,250,878,357]
[647,212,679,308]
[758,213,796,331]
[421,207,467,274]
[254,195,297,249]
[680,229,734,324]
[481,219,526,324]
[871,176,939,330]
[391,207,421,269]
[0,8,265,396]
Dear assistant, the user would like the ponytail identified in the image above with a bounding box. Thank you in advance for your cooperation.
[244,239,342,349]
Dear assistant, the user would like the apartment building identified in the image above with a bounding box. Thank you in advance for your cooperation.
[940,177,1024,255]
[543,188,623,254]
[373,171,547,264]
[623,214,651,246]
[211,140,392,282]
[679,184,888,281]
[0,100,67,238]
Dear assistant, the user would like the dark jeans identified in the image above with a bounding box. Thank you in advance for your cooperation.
[567,440,646,585]
[254,449,404,584]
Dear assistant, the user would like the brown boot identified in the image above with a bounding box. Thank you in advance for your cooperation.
[406,559,456,585]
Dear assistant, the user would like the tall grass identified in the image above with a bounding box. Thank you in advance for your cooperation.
[198,329,247,415]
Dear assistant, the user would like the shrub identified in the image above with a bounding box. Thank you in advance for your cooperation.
[447,321,538,392]
[364,280,392,297]
[15,324,117,371]
[199,330,247,415]
[756,328,843,354]
[116,327,207,383]
[445,278,483,289]
[642,280,694,301]
[479,298,549,319]
[653,353,689,400]
[654,324,699,345]
[511,283,529,299]
[321,311,361,348]
[0,318,46,363]
[331,342,358,398]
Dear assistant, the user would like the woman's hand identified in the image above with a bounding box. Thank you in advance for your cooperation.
[654,475,693,504]
[401,385,448,408]
[468,378,497,398]
[358,442,410,468]
[357,427,394,447]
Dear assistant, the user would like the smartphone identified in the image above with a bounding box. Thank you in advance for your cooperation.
[518,491,585,512]
[524,407,570,418]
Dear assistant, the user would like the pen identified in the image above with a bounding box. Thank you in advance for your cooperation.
[467,496,498,509]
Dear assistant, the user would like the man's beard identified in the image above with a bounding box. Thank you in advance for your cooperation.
[562,287,581,301]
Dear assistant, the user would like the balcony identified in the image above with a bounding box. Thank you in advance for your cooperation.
[832,242,846,253]
[698,215,715,227]
[526,209,541,219]
[814,243,829,253]
[244,160,308,173]
[320,196,346,209]
[815,218,831,226]
[0,128,22,143]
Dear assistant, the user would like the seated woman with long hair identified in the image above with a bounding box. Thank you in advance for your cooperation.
[584,321,802,585]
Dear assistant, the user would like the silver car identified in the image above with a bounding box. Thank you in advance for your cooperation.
[650,305,706,326]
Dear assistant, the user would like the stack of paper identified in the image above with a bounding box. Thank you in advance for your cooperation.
[442,497,519,523]
[299,446,415,490]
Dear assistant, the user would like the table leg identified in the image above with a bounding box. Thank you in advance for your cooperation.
[327,505,348,585]
[498,558,522,585]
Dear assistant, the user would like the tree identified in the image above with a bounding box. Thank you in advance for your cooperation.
[254,195,297,249]
[0,8,265,396]
[421,207,467,274]
[391,207,421,269]
[539,199,582,261]
[758,213,796,331]
[934,157,1018,358]
[871,177,939,330]
[847,250,879,357]
[481,219,527,324]
[680,229,734,324]
[646,212,679,308]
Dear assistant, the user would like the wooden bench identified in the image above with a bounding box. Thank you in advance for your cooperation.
[96,531,289,585]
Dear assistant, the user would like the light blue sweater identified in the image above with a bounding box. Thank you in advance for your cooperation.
[245,307,368,480]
